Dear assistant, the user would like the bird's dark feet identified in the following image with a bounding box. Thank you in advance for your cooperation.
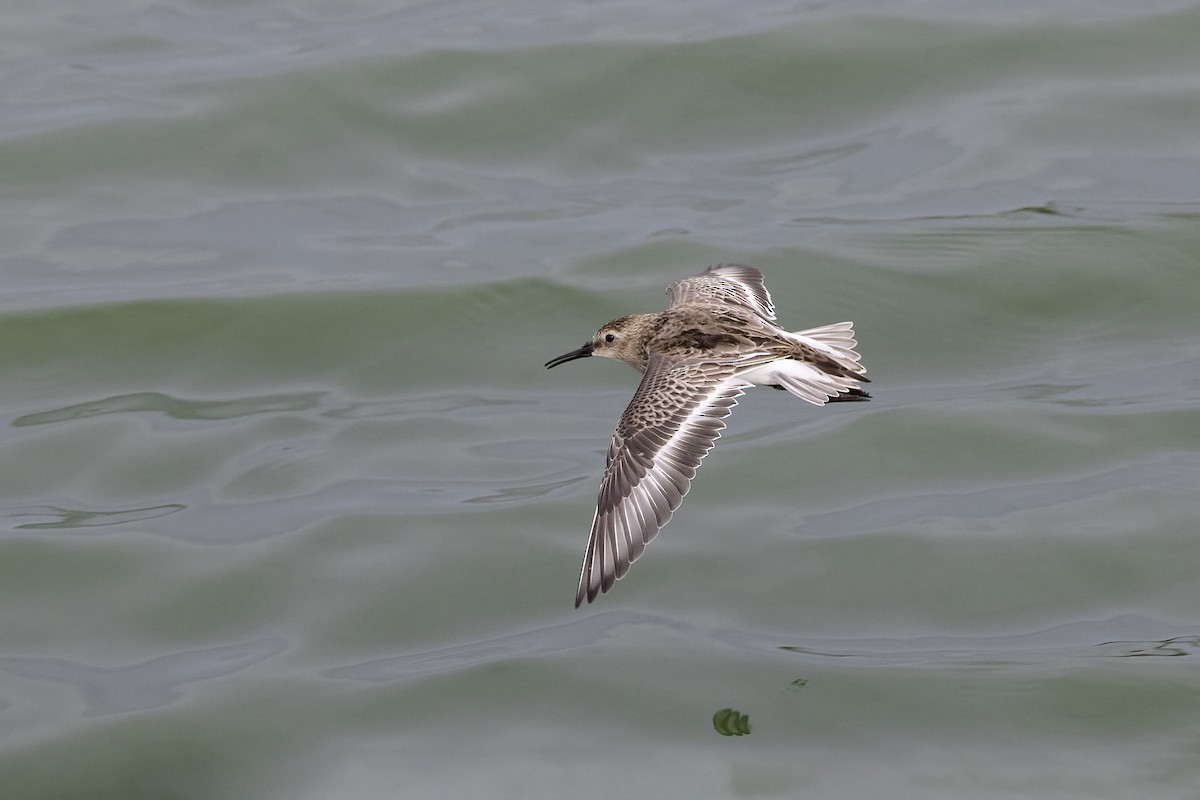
[769,384,871,401]
[829,387,871,402]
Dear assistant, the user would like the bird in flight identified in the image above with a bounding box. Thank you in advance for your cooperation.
[546,264,869,607]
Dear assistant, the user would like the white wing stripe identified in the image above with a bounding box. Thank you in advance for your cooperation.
[576,376,749,605]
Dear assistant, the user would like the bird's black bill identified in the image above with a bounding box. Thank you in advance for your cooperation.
[545,342,593,369]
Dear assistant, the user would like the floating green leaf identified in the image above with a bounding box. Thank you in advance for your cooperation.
[712,707,751,736]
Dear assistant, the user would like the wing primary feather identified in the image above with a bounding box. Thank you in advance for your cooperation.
[575,358,746,604]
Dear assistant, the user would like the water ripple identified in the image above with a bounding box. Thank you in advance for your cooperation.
[13,391,324,427]
[324,611,675,682]
[773,618,1200,667]
[0,638,288,716]
[5,503,185,530]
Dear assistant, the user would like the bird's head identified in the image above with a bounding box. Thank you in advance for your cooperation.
[545,314,650,371]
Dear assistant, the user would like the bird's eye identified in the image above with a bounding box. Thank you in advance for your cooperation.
[604,333,616,343]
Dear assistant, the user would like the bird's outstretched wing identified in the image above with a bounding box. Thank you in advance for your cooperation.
[666,264,776,321]
[576,356,751,607]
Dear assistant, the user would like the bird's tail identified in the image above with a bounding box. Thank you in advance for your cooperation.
[755,321,869,405]
[788,321,865,377]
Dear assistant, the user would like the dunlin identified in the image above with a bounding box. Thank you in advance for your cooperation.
[546,264,869,607]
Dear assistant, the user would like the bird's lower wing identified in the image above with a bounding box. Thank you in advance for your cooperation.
[576,359,750,607]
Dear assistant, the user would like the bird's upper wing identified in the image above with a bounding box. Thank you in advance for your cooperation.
[575,355,754,607]
[666,264,776,321]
